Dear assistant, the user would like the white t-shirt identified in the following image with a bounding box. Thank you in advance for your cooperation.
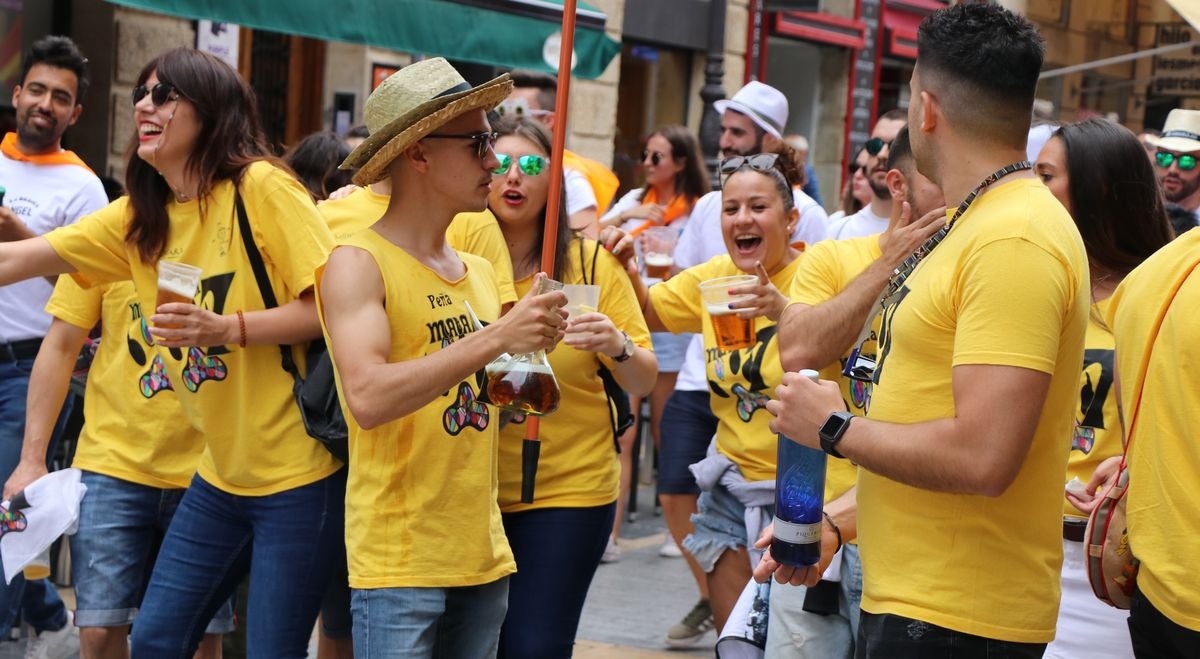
[671,187,828,392]
[564,167,598,216]
[0,149,107,343]
[825,203,888,240]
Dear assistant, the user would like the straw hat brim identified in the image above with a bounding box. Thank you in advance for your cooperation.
[1157,135,1200,153]
[346,75,513,186]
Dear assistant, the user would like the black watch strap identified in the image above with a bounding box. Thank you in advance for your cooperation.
[613,331,634,362]
[819,411,854,459]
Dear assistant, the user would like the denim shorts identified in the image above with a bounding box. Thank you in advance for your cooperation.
[683,482,771,573]
[651,332,691,373]
[70,471,235,632]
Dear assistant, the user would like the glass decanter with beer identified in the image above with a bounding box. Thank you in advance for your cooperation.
[479,277,564,416]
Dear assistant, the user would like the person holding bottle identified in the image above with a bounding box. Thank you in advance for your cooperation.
[487,115,657,657]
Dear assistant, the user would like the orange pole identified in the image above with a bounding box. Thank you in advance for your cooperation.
[522,0,580,503]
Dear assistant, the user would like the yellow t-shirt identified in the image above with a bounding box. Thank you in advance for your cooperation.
[1108,226,1200,632]
[44,160,341,496]
[1063,298,1120,519]
[788,234,882,506]
[650,255,803,481]
[316,187,517,305]
[319,230,514,589]
[46,279,201,489]
[498,239,652,512]
[859,178,1088,643]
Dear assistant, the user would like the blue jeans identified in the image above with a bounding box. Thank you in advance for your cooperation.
[129,470,346,657]
[70,471,234,632]
[498,503,615,658]
[351,577,510,659]
[0,356,73,635]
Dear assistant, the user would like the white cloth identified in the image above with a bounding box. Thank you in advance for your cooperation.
[718,579,771,657]
[675,335,708,391]
[564,166,597,216]
[824,204,888,241]
[0,151,106,343]
[1044,537,1134,658]
[1,468,87,584]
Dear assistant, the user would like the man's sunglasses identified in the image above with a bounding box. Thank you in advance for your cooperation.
[865,137,887,156]
[131,83,181,107]
[718,153,781,187]
[1155,151,1197,171]
[424,131,499,159]
[642,150,665,166]
[493,153,547,176]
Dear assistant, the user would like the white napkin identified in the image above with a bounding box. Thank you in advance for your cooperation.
[0,468,87,584]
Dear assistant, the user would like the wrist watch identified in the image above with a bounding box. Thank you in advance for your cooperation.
[818,411,854,459]
[613,331,635,362]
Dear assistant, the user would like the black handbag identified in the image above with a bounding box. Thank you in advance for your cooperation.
[235,191,348,462]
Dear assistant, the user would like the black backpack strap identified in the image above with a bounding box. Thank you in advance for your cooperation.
[234,190,303,384]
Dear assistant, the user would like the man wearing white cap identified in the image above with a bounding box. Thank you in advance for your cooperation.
[318,58,568,657]
[1153,109,1200,222]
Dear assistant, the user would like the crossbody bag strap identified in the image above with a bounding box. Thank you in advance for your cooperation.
[233,190,302,383]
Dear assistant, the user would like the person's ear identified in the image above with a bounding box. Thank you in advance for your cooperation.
[68,104,83,127]
[885,169,907,202]
[920,90,938,134]
[402,142,429,173]
[785,206,799,235]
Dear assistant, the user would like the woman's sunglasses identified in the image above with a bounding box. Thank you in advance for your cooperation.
[131,82,181,107]
[642,150,665,166]
[848,163,864,177]
[493,153,547,176]
[718,153,781,187]
[423,131,499,159]
[1155,151,1197,171]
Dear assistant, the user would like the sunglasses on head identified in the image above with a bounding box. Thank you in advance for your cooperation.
[642,150,664,166]
[493,153,547,176]
[718,153,781,187]
[131,82,181,107]
[865,137,888,156]
[423,131,499,159]
[1155,151,1197,171]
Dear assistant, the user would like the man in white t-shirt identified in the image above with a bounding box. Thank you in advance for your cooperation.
[0,35,106,656]
[824,110,907,240]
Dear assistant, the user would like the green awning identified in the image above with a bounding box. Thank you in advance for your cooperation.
[107,0,621,79]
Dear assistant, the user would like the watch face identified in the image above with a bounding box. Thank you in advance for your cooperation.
[820,414,847,437]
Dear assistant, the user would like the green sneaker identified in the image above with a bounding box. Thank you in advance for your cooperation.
[665,598,714,648]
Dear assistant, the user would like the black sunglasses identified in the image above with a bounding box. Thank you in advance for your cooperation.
[718,153,781,187]
[424,131,499,159]
[131,82,181,107]
[865,137,887,156]
[848,163,863,177]
[642,150,664,166]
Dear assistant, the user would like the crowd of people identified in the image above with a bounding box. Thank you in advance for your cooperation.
[0,3,1197,659]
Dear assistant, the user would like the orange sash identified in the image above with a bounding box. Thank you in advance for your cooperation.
[563,149,619,213]
[627,188,695,238]
[1,133,94,172]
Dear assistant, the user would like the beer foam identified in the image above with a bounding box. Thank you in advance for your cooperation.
[644,253,673,266]
[485,361,555,376]
[706,303,740,316]
[158,278,196,298]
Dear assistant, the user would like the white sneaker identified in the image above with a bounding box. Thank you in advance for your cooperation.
[23,610,79,659]
[658,536,683,558]
[600,536,621,563]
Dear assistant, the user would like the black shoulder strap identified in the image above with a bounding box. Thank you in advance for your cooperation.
[234,190,302,382]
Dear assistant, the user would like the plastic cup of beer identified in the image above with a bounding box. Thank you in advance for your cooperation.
[562,284,601,321]
[699,275,758,351]
[642,226,678,279]
[156,261,201,328]
[23,547,51,581]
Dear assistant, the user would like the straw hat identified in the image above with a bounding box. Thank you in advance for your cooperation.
[1157,109,1200,153]
[341,58,513,185]
[714,81,789,139]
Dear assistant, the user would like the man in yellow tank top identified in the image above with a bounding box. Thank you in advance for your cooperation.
[318,59,568,658]
[765,6,1088,657]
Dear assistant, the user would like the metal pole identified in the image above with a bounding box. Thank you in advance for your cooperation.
[1038,40,1194,79]
[699,0,729,185]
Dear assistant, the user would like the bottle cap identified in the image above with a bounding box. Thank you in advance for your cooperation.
[798,369,820,383]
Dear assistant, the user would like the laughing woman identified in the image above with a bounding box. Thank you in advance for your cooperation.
[0,48,343,657]
[487,116,657,658]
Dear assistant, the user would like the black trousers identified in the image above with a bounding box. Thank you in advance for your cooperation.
[856,611,1046,659]
[1129,587,1200,658]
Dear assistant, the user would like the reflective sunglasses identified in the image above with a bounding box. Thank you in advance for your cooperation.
[865,137,887,156]
[131,82,181,107]
[493,153,547,176]
[1155,151,1197,171]
[718,153,781,187]
[424,131,499,159]
[642,150,664,166]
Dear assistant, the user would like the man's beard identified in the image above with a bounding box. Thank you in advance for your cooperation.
[1164,174,1200,204]
[721,135,765,160]
[16,110,61,152]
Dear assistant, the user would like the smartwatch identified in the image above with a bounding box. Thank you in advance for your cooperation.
[613,331,635,362]
[819,411,854,459]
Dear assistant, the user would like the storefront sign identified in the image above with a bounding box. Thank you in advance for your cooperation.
[848,0,884,155]
[1153,23,1200,97]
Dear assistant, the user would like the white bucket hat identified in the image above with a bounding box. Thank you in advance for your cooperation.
[714,81,789,139]
[1157,109,1200,153]
[341,58,513,185]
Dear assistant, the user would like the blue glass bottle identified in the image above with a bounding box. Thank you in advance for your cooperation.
[771,369,826,567]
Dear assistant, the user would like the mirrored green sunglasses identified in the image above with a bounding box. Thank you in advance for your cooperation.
[1156,151,1197,171]
[493,153,548,176]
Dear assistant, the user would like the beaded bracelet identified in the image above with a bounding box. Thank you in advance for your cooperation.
[236,310,247,348]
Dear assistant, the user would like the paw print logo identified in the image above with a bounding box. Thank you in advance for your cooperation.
[0,505,28,538]
[181,347,227,392]
[1071,424,1095,454]
[443,382,490,436]
[731,383,769,422]
[140,354,174,398]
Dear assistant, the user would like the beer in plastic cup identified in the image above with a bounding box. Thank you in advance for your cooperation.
[642,227,678,279]
[156,261,202,329]
[699,275,758,351]
[23,548,51,580]
[562,284,601,321]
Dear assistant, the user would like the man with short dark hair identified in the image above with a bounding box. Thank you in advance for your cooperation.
[0,34,104,657]
[767,5,1088,656]
[825,110,906,239]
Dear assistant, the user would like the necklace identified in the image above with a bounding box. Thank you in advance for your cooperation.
[880,160,1032,307]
